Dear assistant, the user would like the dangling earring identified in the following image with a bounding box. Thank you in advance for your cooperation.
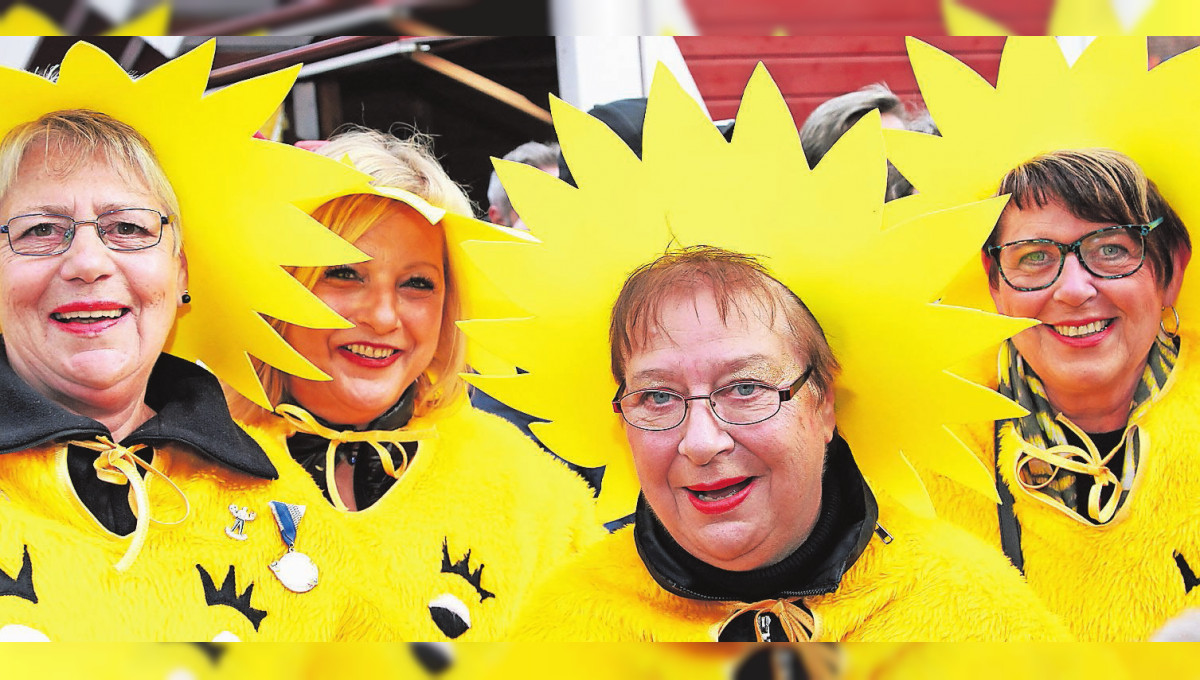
[1161,305,1181,338]
[181,290,192,305]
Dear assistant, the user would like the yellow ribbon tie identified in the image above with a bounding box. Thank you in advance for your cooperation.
[1016,439,1123,524]
[68,436,190,572]
[719,598,816,642]
[274,404,435,512]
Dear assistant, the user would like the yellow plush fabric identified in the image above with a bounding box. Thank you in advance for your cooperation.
[924,330,1200,641]
[0,442,385,641]
[241,397,605,641]
[508,502,1069,641]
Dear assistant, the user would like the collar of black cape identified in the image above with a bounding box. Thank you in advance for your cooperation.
[633,432,878,603]
[0,339,276,479]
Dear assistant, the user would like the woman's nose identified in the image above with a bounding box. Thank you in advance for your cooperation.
[356,285,402,334]
[677,400,735,465]
[1052,253,1098,306]
[58,224,116,283]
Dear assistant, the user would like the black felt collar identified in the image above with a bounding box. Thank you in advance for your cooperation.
[0,339,276,479]
[633,432,877,603]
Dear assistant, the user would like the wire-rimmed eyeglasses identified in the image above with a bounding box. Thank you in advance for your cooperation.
[986,217,1162,292]
[612,365,815,432]
[0,208,170,256]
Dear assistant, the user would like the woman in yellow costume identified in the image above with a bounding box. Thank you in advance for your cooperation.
[456,61,1066,641]
[884,36,1200,642]
[0,41,395,640]
[228,127,603,641]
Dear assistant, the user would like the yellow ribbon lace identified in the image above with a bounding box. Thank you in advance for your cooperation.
[67,436,190,572]
[274,403,436,512]
[719,598,817,642]
[1014,413,1128,524]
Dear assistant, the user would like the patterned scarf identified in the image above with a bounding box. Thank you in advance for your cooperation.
[997,331,1177,525]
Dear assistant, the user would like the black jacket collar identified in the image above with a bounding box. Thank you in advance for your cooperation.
[0,341,276,479]
[634,432,877,603]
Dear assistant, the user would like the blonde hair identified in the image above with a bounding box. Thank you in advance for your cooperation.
[232,128,471,425]
[0,109,182,253]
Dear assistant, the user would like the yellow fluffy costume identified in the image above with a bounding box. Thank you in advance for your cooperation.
[241,394,603,641]
[886,36,1200,641]
[463,62,1064,641]
[0,41,388,640]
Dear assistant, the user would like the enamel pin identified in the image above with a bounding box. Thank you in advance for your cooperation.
[225,504,255,541]
[267,500,318,593]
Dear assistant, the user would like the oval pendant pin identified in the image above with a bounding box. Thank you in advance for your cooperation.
[268,500,318,593]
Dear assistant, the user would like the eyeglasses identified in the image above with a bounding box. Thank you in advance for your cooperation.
[986,217,1163,292]
[612,366,814,432]
[0,208,169,256]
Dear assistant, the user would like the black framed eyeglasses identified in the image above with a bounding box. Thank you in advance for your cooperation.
[986,217,1162,292]
[0,208,170,256]
[612,365,814,432]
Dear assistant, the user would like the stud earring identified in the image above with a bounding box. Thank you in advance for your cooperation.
[181,290,192,304]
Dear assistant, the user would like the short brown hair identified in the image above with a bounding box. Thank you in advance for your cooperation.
[989,148,1190,290]
[609,246,839,400]
[0,109,182,253]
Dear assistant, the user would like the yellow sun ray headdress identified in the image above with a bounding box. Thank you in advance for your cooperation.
[460,62,1033,523]
[943,0,1200,35]
[0,3,170,35]
[886,36,1200,334]
[0,40,377,406]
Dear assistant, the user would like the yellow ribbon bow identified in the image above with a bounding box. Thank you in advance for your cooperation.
[719,598,817,642]
[68,436,190,572]
[274,404,436,512]
[1015,413,1132,524]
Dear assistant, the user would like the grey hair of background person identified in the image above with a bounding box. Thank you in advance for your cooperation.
[486,141,561,221]
[886,109,940,202]
[800,83,906,169]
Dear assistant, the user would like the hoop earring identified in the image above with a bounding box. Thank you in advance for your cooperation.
[181,290,192,305]
[1161,305,1180,338]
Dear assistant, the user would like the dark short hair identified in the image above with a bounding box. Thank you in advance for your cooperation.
[989,148,1191,290]
[609,246,839,401]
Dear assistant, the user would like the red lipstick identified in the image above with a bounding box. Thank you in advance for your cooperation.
[337,342,402,368]
[686,477,755,515]
[49,301,129,335]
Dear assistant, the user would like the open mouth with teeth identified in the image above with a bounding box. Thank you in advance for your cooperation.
[687,478,754,502]
[1050,319,1113,338]
[50,309,129,324]
[342,343,399,360]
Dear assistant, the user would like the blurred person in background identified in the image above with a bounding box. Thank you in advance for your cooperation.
[800,83,908,169]
[486,141,560,232]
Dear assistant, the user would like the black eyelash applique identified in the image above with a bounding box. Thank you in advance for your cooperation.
[1175,551,1200,594]
[440,539,495,603]
[196,564,267,630]
[0,545,37,604]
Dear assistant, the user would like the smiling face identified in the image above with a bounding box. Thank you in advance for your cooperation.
[0,146,185,416]
[283,203,445,427]
[622,287,835,571]
[989,200,1184,423]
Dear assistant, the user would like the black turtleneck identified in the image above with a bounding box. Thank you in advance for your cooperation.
[285,383,417,510]
[633,433,877,616]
